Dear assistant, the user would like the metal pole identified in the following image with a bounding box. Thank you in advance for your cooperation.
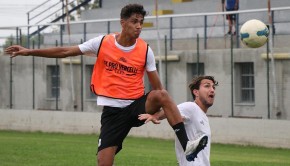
[204,15,207,49]
[164,35,168,89]
[27,28,30,48]
[235,13,240,48]
[27,11,30,49]
[197,34,200,75]
[16,27,19,45]
[19,29,22,45]
[271,11,275,47]
[170,17,173,51]
[36,25,41,107]
[80,39,84,112]
[32,40,35,110]
[55,40,59,111]
[62,0,65,31]
[231,34,234,117]
[266,25,270,119]
[9,39,13,109]
[107,21,110,34]
[80,23,87,112]
[83,23,87,41]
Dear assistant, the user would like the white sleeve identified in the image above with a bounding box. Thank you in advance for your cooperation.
[177,102,193,124]
[146,46,157,72]
[78,35,104,56]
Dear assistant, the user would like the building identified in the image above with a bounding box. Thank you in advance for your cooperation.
[0,0,290,119]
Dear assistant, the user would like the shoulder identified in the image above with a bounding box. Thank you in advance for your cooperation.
[178,102,198,114]
[147,46,154,55]
[178,102,204,117]
[178,102,197,109]
[80,35,105,46]
[90,35,106,42]
[78,35,105,54]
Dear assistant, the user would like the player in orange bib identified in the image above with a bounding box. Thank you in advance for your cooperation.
[5,4,208,166]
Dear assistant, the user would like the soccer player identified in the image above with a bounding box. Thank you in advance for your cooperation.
[5,3,208,166]
[139,76,218,165]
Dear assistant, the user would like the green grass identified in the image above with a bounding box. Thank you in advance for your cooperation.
[211,144,290,166]
[0,130,290,166]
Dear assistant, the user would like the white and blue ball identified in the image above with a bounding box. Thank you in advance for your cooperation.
[240,19,269,48]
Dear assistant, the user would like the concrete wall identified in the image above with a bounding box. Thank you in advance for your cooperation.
[0,109,289,149]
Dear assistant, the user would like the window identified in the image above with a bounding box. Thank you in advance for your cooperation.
[47,65,60,98]
[235,62,255,103]
[86,65,97,99]
[187,63,204,100]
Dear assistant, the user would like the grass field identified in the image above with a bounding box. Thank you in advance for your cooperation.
[0,130,290,166]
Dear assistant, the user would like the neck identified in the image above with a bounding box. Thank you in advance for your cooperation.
[194,100,208,113]
[116,33,136,47]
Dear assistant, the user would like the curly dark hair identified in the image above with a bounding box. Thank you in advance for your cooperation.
[120,4,147,19]
[189,76,218,100]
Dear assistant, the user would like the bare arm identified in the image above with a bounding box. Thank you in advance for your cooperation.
[5,45,82,58]
[146,70,164,90]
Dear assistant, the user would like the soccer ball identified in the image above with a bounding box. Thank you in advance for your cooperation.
[240,19,269,48]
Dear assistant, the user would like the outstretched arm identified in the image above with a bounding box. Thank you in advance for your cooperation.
[5,45,82,58]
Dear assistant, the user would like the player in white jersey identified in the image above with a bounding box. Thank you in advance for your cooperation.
[139,75,218,165]
[175,102,211,165]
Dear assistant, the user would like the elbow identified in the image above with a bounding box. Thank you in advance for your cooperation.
[62,47,81,58]
[62,50,77,58]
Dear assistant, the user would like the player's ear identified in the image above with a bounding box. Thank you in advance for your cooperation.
[120,19,126,27]
[193,89,199,98]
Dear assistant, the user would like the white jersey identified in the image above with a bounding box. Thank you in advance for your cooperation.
[78,34,156,107]
[175,102,211,166]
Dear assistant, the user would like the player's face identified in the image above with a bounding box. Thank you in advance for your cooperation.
[121,13,144,39]
[196,79,216,108]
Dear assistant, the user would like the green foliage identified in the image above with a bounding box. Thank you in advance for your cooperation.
[0,130,290,166]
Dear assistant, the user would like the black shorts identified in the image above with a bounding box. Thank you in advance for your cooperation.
[97,93,149,154]
[226,8,237,21]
